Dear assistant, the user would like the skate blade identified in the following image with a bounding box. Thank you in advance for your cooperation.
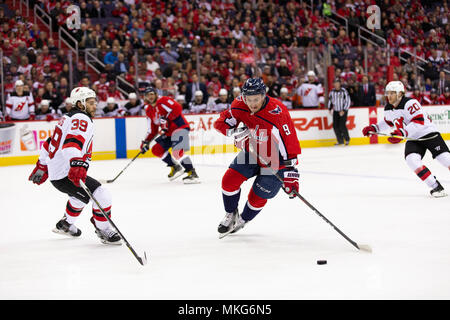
[52,228,80,238]
[99,239,123,246]
[183,178,201,184]
[168,170,185,181]
[432,191,448,198]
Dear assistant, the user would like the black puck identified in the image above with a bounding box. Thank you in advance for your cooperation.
[317,260,327,265]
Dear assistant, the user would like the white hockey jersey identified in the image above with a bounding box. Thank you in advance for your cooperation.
[39,110,94,181]
[296,83,323,107]
[374,97,438,139]
[188,101,207,114]
[6,91,35,119]
[207,98,230,113]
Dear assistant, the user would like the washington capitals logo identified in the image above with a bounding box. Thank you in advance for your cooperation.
[269,106,282,115]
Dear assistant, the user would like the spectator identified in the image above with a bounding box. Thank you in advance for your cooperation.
[89,0,106,18]
[146,54,160,73]
[114,53,130,75]
[104,45,120,65]
[434,71,449,95]
[440,87,450,105]
[93,74,110,102]
[186,73,208,104]
[123,92,143,116]
[43,81,63,112]
[188,91,207,114]
[106,81,124,100]
[423,88,440,105]
[357,75,376,107]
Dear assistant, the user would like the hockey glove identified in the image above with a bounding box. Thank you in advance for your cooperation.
[283,169,299,199]
[388,129,406,144]
[362,124,377,137]
[233,127,250,150]
[28,160,48,185]
[140,140,151,154]
[68,158,89,187]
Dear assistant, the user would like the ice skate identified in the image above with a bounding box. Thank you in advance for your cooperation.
[430,180,447,198]
[52,216,81,237]
[90,217,122,245]
[168,163,184,181]
[218,210,247,239]
[182,168,200,184]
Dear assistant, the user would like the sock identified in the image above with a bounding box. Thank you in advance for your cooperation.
[415,166,437,188]
[64,199,84,225]
[162,152,176,167]
[180,156,194,171]
[241,188,267,221]
[222,189,241,213]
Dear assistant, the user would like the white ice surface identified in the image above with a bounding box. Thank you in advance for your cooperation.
[1,144,449,299]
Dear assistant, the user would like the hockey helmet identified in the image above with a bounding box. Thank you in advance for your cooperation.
[385,81,405,93]
[70,87,97,109]
[144,86,157,95]
[241,78,266,97]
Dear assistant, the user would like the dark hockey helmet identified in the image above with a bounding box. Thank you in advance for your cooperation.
[144,86,157,95]
[241,78,267,96]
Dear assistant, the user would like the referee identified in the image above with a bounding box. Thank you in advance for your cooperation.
[328,79,351,145]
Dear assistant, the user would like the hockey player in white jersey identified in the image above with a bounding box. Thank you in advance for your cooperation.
[28,87,122,244]
[5,80,35,120]
[362,81,450,197]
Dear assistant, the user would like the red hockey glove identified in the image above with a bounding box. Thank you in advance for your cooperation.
[362,124,377,137]
[388,129,406,144]
[28,160,48,185]
[283,169,299,199]
[68,158,89,187]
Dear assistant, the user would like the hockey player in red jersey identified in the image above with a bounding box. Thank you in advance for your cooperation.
[140,87,200,183]
[28,87,122,244]
[362,81,450,197]
[214,78,301,236]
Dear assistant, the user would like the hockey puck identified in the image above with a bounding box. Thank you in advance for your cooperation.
[317,260,327,265]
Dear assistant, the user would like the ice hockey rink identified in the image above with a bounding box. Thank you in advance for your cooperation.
[1,143,449,300]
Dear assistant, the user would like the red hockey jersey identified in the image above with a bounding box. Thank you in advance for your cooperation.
[214,95,301,168]
[144,96,190,140]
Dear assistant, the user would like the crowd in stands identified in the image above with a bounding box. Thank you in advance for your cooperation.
[0,0,449,121]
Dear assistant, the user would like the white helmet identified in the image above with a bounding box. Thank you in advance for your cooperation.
[106,97,115,104]
[385,81,405,93]
[307,70,316,77]
[128,92,137,100]
[70,87,96,109]
[219,88,228,96]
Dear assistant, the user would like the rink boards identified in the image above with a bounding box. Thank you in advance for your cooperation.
[1,105,449,166]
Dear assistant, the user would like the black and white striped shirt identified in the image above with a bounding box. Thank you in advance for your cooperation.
[328,88,351,112]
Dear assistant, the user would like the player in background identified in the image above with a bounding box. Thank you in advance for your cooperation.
[214,78,301,236]
[295,70,323,108]
[5,80,35,121]
[28,87,122,244]
[140,87,200,183]
[362,81,449,197]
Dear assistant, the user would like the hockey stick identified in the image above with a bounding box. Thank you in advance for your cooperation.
[247,143,372,253]
[368,131,439,142]
[79,180,148,266]
[102,136,157,184]
[102,150,142,184]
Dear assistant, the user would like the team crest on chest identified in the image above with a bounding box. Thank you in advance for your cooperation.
[269,106,282,115]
